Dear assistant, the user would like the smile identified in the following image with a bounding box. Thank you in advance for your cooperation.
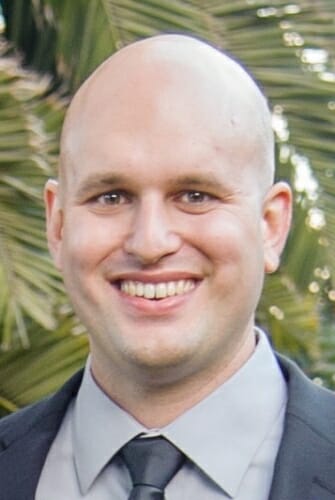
[119,279,196,299]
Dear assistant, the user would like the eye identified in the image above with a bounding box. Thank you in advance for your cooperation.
[174,190,219,214]
[95,190,130,205]
[180,191,214,204]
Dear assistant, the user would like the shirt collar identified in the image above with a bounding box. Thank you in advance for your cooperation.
[73,362,146,494]
[73,330,286,496]
[163,329,287,496]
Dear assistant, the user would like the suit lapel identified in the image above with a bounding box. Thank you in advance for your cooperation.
[270,356,335,500]
[0,414,62,499]
[2,357,335,499]
[0,370,83,499]
[269,411,335,500]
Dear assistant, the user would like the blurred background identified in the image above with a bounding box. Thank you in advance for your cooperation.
[0,0,335,416]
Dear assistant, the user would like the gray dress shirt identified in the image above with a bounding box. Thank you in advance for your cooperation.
[36,330,287,499]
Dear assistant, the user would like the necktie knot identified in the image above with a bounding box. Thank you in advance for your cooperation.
[120,436,185,499]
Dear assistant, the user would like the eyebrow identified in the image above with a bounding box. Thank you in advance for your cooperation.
[74,171,229,201]
[75,174,127,199]
[169,175,222,190]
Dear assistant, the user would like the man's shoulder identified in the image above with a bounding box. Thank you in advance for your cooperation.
[0,369,83,448]
[277,353,335,437]
[270,354,335,498]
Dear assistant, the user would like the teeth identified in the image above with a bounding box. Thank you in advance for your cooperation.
[144,283,155,299]
[128,281,136,296]
[176,280,185,294]
[120,279,195,299]
[136,282,144,297]
[167,281,176,296]
[155,283,167,299]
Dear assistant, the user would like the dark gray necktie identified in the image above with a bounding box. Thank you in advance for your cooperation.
[120,436,185,499]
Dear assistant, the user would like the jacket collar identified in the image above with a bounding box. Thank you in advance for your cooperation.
[270,354,335,500]
[0,370,83,500]
[1,356,335,499]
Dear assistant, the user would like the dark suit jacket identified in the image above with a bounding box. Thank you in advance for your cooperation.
[0,356,335,499]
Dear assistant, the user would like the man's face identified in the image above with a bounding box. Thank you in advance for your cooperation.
[46,52,291,386]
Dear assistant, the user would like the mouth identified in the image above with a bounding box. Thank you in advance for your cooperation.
[117,279,196,300]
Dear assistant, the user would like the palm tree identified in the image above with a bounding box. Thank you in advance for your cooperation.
[0,0,335,414]
[0,39,89,415]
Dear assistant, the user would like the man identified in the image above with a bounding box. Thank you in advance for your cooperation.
[1,34,335,500]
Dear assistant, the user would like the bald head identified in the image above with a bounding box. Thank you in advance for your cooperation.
[46,34,292,396]
[59,34,275,192]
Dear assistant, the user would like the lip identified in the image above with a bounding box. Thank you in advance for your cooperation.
[109,270,202,283]
[109,272,202,316]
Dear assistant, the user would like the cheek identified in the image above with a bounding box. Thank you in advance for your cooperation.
[189,212,265,284]
[59,212,125,272]
[190,212,260,259]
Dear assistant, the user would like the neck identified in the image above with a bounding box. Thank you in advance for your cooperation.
[90,334,256,428]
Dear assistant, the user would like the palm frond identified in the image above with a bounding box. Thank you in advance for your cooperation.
[0,312,88,416]
[0,0,335,402]
[0,40,66,348]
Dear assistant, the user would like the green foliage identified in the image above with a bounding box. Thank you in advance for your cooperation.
[0,0,335,413]
[0,41,66,349]
[0,313,88,416]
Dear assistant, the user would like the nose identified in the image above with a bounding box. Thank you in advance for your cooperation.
[124,197,182,265]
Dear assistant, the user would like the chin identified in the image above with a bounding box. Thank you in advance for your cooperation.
[123,343,196,378]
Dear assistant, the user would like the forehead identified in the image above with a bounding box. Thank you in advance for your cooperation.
[60,40,273,189]
[61,127,267,204]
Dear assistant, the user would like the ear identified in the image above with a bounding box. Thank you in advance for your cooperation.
[262,181,292,274]
[44,179,64,271]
